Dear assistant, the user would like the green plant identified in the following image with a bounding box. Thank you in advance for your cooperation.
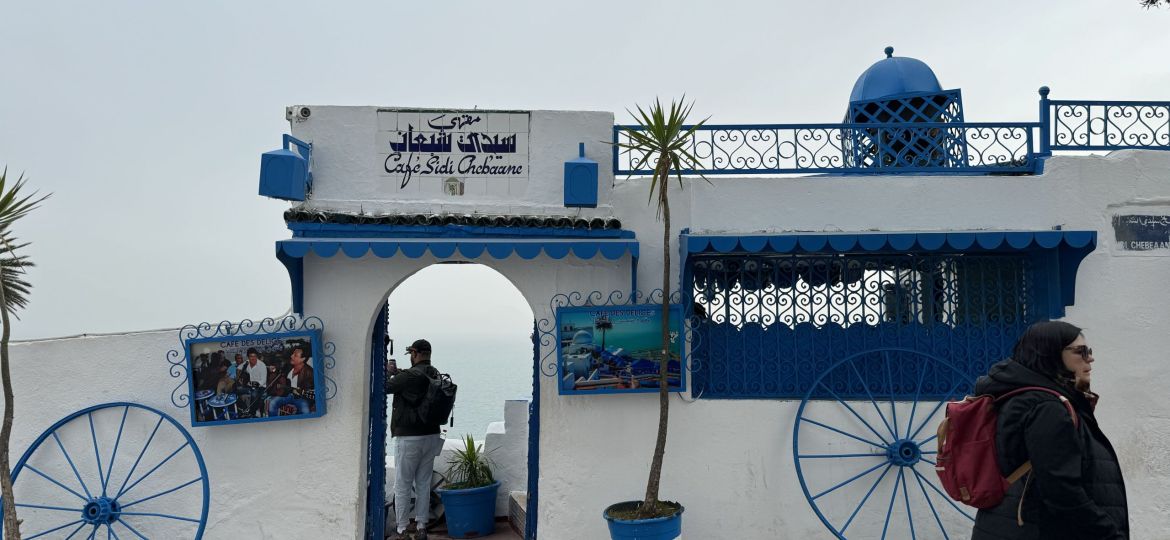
[0,169,50,540]
[443,434,495,490]
[614,98,708,519]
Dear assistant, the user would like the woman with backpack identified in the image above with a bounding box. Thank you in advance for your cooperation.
[970,320,1129,539]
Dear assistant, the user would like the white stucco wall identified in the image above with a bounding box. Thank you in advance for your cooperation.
[5,329,368,539]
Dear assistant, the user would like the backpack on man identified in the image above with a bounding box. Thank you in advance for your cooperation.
[414,371,458,427]
[935,387,1078,511]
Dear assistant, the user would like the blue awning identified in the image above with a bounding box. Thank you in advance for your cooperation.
[684,230,1095,255]
[682,229,1097,319]
[276,238,638,260]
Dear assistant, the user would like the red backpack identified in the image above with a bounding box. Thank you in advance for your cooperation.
[935,387,1078,509]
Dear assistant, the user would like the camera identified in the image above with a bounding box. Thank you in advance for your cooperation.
[286,106,311,121]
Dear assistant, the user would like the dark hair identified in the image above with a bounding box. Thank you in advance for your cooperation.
[1012,320,1082,380]
[288,341,311,359]
[246,347,259,357]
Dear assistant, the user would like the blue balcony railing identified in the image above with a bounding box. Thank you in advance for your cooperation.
[1043,96,1170,151]
[613,89,1170,176]
[613,122,1037,176]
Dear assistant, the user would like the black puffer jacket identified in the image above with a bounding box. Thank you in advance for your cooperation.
[970,359,1128,540]
[386,361,442,437]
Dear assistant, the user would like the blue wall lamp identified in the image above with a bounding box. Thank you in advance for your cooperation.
[259,134,313,201]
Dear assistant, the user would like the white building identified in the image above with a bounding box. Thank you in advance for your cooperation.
[8,50,1170,539]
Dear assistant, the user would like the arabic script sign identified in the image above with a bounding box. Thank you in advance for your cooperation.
[1113,214,1170,252]
[376,110,529,195]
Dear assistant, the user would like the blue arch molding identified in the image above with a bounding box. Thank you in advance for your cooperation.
[683,230,1096,318]
[276,239,640,314]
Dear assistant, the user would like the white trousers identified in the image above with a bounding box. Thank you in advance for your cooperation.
[393,434,445,532]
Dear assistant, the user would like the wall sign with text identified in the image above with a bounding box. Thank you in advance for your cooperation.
[1113,214,1170,254]
[377,110,530,196]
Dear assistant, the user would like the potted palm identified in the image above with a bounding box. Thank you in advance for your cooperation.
[436,434,500,538]
[603,99,707,539]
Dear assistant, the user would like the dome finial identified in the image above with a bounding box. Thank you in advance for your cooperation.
[884,46,894,58]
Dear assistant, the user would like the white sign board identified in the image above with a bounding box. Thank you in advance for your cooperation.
[376,110,530,197]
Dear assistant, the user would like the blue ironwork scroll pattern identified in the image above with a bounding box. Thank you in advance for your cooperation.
[614,123,1036,175]
[166,316,337,408]
[1051,101,1170,150]
[535,289,697,378]
[690,254,1038,399]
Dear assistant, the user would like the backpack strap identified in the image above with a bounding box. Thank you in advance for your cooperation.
[994,386,1078,430]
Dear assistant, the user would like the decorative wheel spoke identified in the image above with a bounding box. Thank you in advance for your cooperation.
[795,348,974,539]
[5,403,209,539]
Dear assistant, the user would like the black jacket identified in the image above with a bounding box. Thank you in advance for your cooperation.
[387,361,442,437]
[970,359,1128,540]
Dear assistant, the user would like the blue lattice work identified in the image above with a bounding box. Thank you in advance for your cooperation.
[845,90,968,169]
[688,253,1040,399]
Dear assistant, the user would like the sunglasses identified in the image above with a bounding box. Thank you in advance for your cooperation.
[1063,346,1093,359]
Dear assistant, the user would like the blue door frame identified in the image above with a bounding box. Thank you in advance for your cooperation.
[365,309,539,539]
[366,304,389,539]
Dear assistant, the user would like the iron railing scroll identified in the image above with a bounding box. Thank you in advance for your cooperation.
[1045,88,1170,151]
[614,122,1037,176]
[165,316,338,409]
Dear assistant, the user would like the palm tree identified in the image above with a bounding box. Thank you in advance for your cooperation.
[616,98,707,519]
[0,169,50,540]
[594,315,612,352]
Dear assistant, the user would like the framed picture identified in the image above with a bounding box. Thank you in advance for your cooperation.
[556,304,686,395]
[185,330,326,426]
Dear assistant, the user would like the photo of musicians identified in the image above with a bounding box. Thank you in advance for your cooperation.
[187,333,320,424]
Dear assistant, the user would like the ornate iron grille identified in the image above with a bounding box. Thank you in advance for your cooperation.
[845,90,967,169]
[688,253,1038,399]
[1048,99,1170,150]
[613,122,1036,176]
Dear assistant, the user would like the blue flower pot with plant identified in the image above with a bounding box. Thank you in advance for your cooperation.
[436,434,499,538]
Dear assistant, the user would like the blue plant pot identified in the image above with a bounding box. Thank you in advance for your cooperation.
[437,481,500,538]
[604,501,684,540]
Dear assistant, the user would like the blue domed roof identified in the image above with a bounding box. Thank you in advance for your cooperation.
[849,47,942,103]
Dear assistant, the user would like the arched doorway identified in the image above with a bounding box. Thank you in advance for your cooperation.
[367,262,535,539]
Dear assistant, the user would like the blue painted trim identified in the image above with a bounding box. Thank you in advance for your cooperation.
[526,321,539,540]
[276,239,639,262]
[289,222,634,240]
[683,230,1096,255]
[8,403,210,539]
[276,247,305,315]
[183,329,327,427]
[365,305,388,540]
[1048,99,1170,107]
[554,304,688,396]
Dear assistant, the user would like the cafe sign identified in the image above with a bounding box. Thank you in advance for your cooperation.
[376,109,529,190]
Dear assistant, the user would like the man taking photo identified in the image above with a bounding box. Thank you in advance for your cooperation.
[386,339,444,540]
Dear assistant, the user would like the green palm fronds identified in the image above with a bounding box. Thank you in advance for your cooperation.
[444,434,495,490]
[0,169,49,317]
[614,97,709,214]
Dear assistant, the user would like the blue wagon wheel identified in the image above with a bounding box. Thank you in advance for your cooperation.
[793,347,975,540]
[4,402,209,539]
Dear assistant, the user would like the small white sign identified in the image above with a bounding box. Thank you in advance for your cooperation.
[376,110,529,196]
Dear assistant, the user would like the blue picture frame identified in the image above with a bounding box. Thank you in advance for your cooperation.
[185,329,327,427]
[555,304,687,395]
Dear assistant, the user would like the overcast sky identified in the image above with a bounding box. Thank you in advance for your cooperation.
[2,1,1167,340]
